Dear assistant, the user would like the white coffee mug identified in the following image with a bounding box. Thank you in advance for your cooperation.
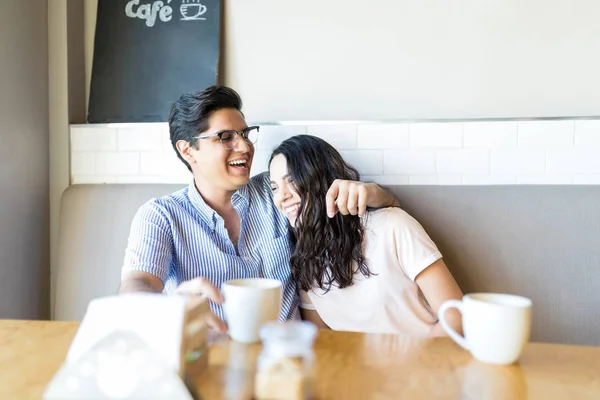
[222,278,282,343]
[438,293,532,365]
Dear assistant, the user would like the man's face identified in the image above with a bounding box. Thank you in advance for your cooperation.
[184,108,255,194]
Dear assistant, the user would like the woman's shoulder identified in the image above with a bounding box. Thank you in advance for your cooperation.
[365,207,428,235]
[366,207,415,224]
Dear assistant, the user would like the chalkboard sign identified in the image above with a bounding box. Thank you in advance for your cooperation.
[88,0,221,123]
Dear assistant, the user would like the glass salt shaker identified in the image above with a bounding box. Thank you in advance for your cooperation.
[254,321,318,400]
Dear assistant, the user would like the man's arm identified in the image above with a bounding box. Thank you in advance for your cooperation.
[120,272,228,333]
[119,271,164,294]
[364,183,401,209]
[119,203,228,333]
[326,180,399,218]
[119,202,172,293]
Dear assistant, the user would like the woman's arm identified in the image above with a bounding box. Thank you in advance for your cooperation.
[414,258,464,337]
[300,309,330,329]
[298,290,330,329]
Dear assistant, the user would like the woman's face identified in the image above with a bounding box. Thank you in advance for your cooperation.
[269,154,302,227]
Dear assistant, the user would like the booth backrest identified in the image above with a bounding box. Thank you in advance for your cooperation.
[56,184,600,345]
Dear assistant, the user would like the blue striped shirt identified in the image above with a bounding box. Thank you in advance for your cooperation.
[122,172,300,322]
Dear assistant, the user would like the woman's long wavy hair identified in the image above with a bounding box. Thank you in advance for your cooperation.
[269,135,373,293]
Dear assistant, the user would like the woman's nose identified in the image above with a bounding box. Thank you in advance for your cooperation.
[279,186,292,200]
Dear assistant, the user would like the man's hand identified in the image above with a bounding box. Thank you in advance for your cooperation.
[326,180,398,218]
[175,277,228,334]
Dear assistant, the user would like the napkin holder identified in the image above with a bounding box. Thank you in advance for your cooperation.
[43,293,211,399]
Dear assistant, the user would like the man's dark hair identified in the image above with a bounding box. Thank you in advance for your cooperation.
[269,135,373,293]
[168,85,243,171]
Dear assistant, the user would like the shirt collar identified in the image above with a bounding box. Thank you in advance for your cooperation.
[187,180,250,231]
[233,182,249,204]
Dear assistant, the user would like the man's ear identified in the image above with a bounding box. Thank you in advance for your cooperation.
[176,140,195,165]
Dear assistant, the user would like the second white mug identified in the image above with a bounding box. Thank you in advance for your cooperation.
[438,293,532,365]
[222,278,282,343]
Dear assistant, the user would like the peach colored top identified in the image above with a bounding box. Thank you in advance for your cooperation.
[300,207,442,336]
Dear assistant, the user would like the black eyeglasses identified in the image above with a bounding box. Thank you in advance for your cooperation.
[194,126,260,149]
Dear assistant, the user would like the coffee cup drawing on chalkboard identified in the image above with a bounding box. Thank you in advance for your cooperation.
[180,0,207,21]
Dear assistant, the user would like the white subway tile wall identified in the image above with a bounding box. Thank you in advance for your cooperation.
[410,123,463,148]
[463,122,517,149]
[357,123,409,149]
[517,121,574,149]
[70,119,600,185]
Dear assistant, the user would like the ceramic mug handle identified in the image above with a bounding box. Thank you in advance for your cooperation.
[438,300,469,350]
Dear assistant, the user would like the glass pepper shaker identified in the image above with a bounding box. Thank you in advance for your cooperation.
[254,321,318,400]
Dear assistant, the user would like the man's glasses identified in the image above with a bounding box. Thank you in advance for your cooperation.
[194,126,260,150]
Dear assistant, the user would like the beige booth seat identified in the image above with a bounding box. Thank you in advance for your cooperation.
[55,184,600,346]
[54,184,184,323]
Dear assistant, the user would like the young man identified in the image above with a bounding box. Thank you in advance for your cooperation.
[119,86,398,332]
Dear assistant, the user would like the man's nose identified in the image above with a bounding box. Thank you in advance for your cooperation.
[233,134,252,152]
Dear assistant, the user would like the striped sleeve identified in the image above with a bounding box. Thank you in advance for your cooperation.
[122,200,173,283]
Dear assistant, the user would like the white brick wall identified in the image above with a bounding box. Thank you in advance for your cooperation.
[70,119,600,185]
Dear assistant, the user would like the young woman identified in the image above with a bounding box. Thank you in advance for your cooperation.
[268,135,463,336]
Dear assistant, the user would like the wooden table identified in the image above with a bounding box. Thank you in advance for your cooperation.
[1,320,599,399]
